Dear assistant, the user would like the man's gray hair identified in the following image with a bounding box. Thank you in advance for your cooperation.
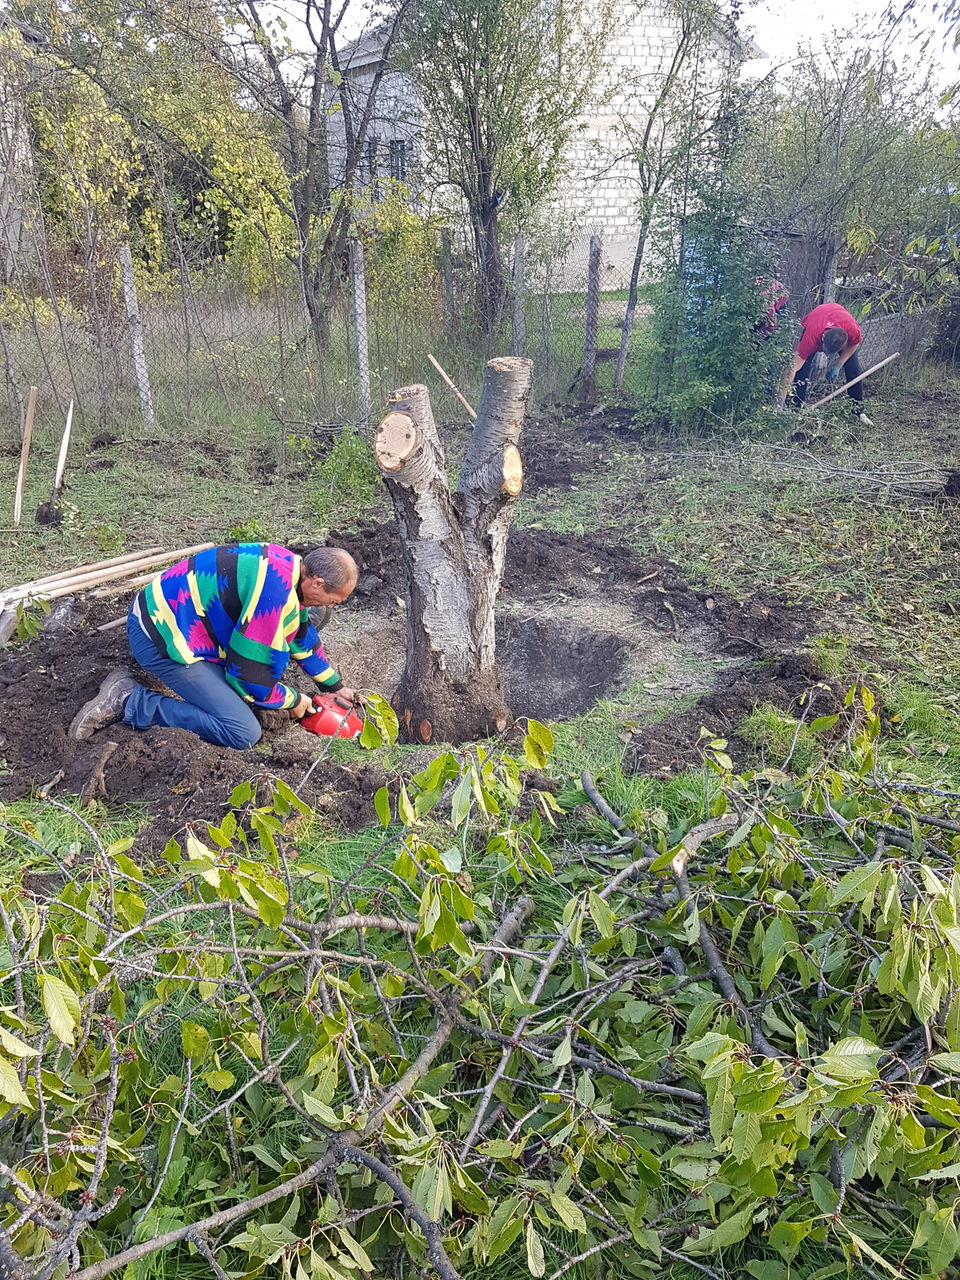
[302,546,359,590]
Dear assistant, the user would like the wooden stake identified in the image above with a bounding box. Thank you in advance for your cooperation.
[50,399,73,507]
[427,353,477,419]
[13,385,38,526]
[804,351,900,413]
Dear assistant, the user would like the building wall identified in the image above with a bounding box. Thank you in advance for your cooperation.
[325,60,420,199]
[331,3,743,274]
[554,1,738,275]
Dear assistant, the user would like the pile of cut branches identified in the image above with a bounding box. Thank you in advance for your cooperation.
[1,698,960,1280]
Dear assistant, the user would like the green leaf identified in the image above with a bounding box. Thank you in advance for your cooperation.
[181,1022,210,1060]
[810,714,839,732]
[39,974,80,1047]
[831,862,882,906]
[440,846,463,873]
[525,1221,545,1277]
[549,1191,586,1234]
[0,1057,30,1107]
[374,785,391,827]
[478,1139,518,1160]
[930,1051,960,1073]
[397,782,415,826]
[0,1028,38,1058]
[201,1069,236,1092]
[730,1111,761,1163]
[525,719,554,753]
[551,1034,572,1069]
[588,891,615,939]
[450,774,472,827]
[914,1160,960,1180]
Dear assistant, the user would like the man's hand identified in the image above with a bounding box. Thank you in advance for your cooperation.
[337,686,360,703]
[289,694,313,720]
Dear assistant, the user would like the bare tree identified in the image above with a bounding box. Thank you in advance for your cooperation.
[612,0,738,390]
[374,356,532,743]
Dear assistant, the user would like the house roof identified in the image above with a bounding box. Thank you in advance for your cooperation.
[337,12,765,72]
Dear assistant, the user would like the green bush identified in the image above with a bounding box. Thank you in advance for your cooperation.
[305,428,381,530]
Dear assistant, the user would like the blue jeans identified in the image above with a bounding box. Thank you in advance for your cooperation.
[124,610,263,749]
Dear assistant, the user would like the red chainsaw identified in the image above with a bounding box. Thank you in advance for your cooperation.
[300,692,365,739]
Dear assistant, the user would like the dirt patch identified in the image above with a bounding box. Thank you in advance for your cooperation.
[328,522,808,659]
[624,654,848,776]
[0,518,813,850]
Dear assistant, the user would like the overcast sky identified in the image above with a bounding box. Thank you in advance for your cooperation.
[740,0,954,85]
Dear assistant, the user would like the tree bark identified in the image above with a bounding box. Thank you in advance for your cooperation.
[614,212,653,392]
[374,357,533,743]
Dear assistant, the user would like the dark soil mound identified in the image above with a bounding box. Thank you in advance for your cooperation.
[624,654,849,776]
[328,523,808,658]
[0,606,389,851]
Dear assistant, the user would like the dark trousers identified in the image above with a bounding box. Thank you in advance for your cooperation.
[123,610,263,749]
[792,350,864,406]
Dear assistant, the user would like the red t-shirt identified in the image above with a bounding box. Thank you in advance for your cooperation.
[755,277,789,333]
[796,304,862,361]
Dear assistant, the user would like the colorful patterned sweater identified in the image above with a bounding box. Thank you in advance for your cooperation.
[136,544,342,710]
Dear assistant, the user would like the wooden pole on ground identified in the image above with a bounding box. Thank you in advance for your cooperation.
[0,543,214,608]
[804,351,900,413]
[13,385,38,526]
[1,548,165,600]
[427,353,477,419]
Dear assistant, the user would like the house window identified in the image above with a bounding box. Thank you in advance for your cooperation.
[389,139,411,184]
[365,137,379,183]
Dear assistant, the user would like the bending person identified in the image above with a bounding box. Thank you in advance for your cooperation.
[69,543,358,748]
[778,301,873,426]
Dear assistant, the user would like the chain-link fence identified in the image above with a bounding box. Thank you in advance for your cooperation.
[0,209,934,442]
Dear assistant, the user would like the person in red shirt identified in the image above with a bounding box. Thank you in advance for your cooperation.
[777,302,873,426]
[754,277,789,337]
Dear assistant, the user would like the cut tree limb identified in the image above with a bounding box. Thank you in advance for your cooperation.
[373,411,420,472]
[66,899,536,1280]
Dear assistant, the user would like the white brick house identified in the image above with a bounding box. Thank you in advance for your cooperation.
[329,4,762,272]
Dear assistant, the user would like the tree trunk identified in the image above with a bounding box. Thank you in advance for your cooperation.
[472,199,505,336]
[614,213,653,392]
[374,357,533,744]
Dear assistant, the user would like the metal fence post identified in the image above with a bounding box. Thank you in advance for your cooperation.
[349,238,372,425]
[440,228,455,335]
[583,234,602,402]
[118,246,155,429]
[512,232,526,357]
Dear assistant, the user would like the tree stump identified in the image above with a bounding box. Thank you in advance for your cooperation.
[374,356,534,743]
